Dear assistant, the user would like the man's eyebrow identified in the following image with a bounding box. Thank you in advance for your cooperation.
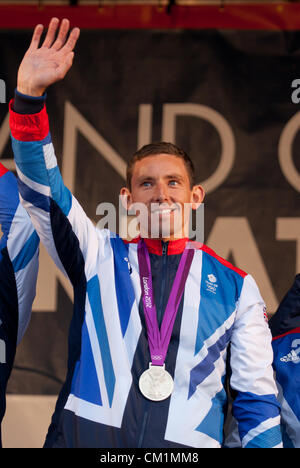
[164,174,185,181]
[136,173,185,184]
[136,175,156,183]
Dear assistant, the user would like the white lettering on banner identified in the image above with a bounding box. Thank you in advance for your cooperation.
[1,104,300,314]
[21,101,127,311]
[62,101,127,192]
[32,243,73,312]
[138,103,236,193]
[3,395,57,448]
[278,111,300,193]
[207,217,278,313]
[138,104,153,149]
[276,218,300,273]
[162,103,235,194]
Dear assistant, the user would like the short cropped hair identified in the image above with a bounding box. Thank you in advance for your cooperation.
[126,142,195,190]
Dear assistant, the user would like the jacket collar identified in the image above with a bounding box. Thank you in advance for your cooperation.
[127,236,189,255]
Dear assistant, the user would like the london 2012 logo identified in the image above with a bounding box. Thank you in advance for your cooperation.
[206,273,218,295]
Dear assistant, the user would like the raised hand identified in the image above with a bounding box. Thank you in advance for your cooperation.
[17,17,80,97]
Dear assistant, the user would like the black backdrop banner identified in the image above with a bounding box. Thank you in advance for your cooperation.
[1,10,300,445]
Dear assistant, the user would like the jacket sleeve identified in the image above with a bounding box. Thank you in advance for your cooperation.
[269,275,300,448]
[230,274,282,448]
[0,162,39,344]
[9,100,105,285]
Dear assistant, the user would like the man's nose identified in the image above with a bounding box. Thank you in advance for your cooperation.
[153,181,169,202]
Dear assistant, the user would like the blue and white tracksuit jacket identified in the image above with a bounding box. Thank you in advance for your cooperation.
[9,100,282,448]
[0,163,39,446]
[269,275,300,448]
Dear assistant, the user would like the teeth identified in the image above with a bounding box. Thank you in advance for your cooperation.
[151,205,177,214]
[152,209,173,214]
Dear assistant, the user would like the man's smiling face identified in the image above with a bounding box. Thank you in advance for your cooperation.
[121,153,204,240]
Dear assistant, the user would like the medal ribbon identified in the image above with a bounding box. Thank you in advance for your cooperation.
[137,239,194,367]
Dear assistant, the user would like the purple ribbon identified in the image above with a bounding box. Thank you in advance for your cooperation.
[137,240,194,367]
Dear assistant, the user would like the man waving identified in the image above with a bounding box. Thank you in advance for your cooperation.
[9,18,282,448]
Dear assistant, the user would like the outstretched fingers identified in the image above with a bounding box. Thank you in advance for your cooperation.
[51,18,71,51]
[41,17,60,48]
[61,26,80,54]
[29,24,44,50]
[28,18,79,56]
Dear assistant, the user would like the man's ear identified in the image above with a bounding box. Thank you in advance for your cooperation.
[191,184,205,210]
[120,187,133,210]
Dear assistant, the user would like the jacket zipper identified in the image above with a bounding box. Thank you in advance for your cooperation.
[137,410,149,448]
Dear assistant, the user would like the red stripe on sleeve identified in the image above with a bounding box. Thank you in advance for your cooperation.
[9,99,49,142]
[0,162,8,177]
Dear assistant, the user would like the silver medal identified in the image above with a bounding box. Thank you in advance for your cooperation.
[139,363,174,401]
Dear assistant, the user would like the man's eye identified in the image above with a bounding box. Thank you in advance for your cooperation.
[169,180,178,186]
[142,181,152,187]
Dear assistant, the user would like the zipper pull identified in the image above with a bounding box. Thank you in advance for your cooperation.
[162,241,168,255]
